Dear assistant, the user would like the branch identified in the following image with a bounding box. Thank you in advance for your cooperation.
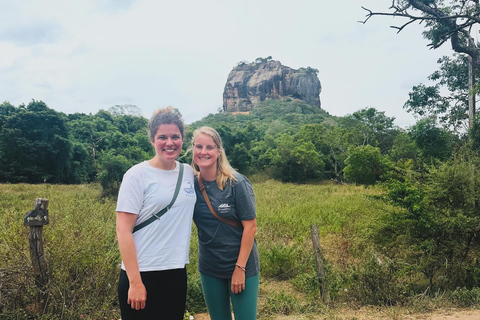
[361,2,480,58]
[392,18,421,34]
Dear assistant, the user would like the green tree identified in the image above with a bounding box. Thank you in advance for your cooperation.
[389,131,418,163]
[409,117,456,162]
[362,0,480,128]
[98,151,133,197]
[230,142,253,174]
[0,100,72,183]
[270,134,325,182]
[344,145,392,185]
[338,108,398,153]
[405,55,471,129]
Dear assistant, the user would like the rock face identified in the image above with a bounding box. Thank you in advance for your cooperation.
[223,60,321,112]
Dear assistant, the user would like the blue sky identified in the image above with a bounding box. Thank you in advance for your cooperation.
[1,0,454,127]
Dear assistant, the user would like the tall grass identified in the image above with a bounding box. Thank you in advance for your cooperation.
[0,184,119,319]
[1,181,477,319]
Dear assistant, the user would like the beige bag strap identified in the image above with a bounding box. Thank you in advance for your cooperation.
[197,173,242,228]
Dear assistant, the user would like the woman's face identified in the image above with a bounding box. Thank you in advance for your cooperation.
[151,124,183,162]
[193,133,220,171]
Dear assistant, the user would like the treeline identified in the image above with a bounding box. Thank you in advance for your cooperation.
[0,98,460,190]
[0,101,153,194]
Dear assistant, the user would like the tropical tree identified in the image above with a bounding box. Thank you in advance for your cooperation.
[269,134,325,182]
[409,117,456,162]
[362,0,480,128]
[0,100,72,183]
[340,107,399,152]
[405,54,473,130]
[344,145,392,185]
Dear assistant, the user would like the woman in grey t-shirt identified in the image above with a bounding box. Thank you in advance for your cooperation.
[190,126,259,320]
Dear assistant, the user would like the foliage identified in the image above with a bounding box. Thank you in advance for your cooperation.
[0,98,415,190]
[0,100,72,183]
[340,107,399,152]
[363,1,480,130]
[0,184,119,319]
[0,180,382,318]
[3,172,480,318]
[347,249,405,305]
[261,245,299,280]
[404,55,471,129]
[0,101,151,196]
[269,134,325,182]
[377,147,480,290]
[97,152,134,197]
[450,287,480,307]
[389,132,419,163]
[344,145,392,185]
[409,117,456,162]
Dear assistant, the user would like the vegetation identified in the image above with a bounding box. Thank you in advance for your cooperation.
[2,177,480,319]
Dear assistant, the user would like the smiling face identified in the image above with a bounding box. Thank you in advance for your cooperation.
[151,124,183,164]
[193,133,220,172]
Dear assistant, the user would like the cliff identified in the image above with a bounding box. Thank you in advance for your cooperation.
[223,60,321,112]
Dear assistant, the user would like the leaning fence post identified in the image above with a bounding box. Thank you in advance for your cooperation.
[310,224,330,304]
[24,198,49,312]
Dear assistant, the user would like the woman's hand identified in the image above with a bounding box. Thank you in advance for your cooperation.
[127,281,147,310]
[231,266,246,294]
[231,218,257,294]
[117,212,146,309]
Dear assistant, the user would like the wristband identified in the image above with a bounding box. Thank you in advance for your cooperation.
[235,263,246,272]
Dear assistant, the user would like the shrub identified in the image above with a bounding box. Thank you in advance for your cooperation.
[450,287,480,307]
[347,250,405,305]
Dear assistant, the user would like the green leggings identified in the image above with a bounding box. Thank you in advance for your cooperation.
[200,273,259,320]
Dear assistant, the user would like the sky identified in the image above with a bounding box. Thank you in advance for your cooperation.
[1,0,456,128]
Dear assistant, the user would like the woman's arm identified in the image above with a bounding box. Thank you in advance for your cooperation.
[116,211,146,310]
[231,218,257,294]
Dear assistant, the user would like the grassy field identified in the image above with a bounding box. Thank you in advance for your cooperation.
[0,181,475,319]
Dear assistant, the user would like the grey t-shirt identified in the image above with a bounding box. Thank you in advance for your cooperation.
[193,172,259,279]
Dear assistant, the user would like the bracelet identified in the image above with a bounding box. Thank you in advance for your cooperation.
[236,263,246,272]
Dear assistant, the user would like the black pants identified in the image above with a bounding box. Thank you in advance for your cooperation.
[118,268,187,320]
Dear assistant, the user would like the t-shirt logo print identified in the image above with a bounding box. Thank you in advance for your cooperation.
[217,203,231,213]
[183,181,195,196]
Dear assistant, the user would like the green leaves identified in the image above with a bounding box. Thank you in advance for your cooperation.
[344,145,392,185]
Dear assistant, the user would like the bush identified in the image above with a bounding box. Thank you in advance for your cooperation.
[344,145,392,185]
[347,250,405,305]
[450,287,480,307]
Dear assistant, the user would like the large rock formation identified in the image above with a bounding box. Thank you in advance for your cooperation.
[223,60,321,112]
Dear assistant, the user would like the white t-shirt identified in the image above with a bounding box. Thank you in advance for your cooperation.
[116,161,196,272]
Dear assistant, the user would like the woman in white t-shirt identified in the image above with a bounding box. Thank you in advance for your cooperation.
[116,107,196,320]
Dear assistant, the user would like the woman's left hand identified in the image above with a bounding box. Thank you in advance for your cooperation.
[231,267,246,294]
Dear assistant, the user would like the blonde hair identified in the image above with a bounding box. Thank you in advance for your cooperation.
[189,126,236,190]
[148,106,184,141]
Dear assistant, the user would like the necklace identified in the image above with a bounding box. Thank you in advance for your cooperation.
[203,180,216,190]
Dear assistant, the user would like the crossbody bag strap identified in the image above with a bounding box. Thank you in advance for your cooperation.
[197,173,242,228]
[132,163,185,234]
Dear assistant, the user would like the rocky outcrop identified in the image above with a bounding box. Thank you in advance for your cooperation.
[223,60,321,112]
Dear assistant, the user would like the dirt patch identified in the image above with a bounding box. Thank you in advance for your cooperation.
[191,308,480,319]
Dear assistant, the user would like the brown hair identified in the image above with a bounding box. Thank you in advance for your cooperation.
[148,107,184,141]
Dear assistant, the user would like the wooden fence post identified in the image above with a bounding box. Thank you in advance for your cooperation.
[310,224,330,304]
[23,198,49,312]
